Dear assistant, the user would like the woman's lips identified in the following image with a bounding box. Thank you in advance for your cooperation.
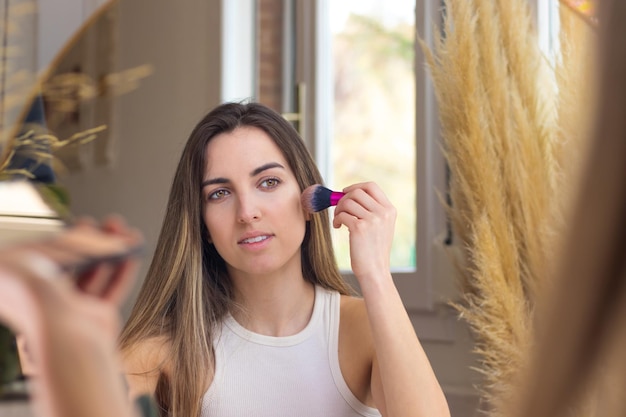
[239,235,271,244]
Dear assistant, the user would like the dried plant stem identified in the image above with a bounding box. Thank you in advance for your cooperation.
[421,0,596,415]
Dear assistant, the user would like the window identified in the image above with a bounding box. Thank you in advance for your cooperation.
[306,0,438,309]
[537,0,561,59]
[327,1,416,272]
[283,0,561,312]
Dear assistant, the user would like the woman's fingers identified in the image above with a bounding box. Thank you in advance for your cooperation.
[333,182,396,228]
[34,217,143,300]
[76,262,116,295]
[342,182,394,209]
[99,257,141,305]
[331,182,397,280]
[2,218,143,303]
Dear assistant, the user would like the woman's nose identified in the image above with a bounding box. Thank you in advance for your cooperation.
[236,194,261,223]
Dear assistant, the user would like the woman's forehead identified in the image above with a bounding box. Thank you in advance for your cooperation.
[204,126,292,175]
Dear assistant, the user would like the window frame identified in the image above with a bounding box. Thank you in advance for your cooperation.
[289,0,558,337]
[221,0,257,102]
[305,0,446,313]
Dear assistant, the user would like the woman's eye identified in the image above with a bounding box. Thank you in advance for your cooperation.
[208,189,229,200]
[261,178,280,189]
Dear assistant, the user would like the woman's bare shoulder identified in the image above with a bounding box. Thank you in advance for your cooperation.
[339,295,374,347]
[340,295,370,332]
[339,295,376,406]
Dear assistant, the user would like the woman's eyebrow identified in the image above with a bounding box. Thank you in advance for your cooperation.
[202,163,285,189]
[202,177,229,188]
[250,162,285,177]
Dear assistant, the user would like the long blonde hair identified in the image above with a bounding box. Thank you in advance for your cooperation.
[510,1,626,416]
[119,102,352,417]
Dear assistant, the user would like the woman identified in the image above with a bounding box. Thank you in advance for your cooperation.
[120,103,449,417]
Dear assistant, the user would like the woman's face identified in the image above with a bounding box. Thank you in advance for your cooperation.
[202,126,308,280]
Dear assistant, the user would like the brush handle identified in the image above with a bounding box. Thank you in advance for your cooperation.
[330,191,345,206]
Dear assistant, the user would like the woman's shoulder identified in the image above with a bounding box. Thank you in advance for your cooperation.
[339,295,373,342]
[339,293,365,311]
[338,294,377,407]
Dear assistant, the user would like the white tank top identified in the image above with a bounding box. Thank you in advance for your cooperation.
[201,285,381,417]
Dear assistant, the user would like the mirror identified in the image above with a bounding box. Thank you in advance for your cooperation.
[0,0,39,176]
[0,0,121,180]
[0,0,601,416]
[0,0,124,403]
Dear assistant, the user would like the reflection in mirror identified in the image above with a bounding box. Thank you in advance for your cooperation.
[0,0,38,175]
[0,0,153,407]
[0,0,111,182]
[1,0,153,185]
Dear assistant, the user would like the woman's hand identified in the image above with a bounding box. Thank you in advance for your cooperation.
[0,217,143,417]
[72,216,143,304]
[0,216,142,343]
[331,182,397,285]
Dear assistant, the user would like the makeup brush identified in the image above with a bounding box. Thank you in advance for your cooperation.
[300,184,345,213]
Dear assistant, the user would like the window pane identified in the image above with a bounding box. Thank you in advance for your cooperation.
[329,1,416,271]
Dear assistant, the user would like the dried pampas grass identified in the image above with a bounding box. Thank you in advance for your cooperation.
[420,0,596,415]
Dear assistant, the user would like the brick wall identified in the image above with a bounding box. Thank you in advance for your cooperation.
[257,0,283,111]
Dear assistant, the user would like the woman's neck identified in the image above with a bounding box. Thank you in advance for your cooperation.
[229,272,315,337]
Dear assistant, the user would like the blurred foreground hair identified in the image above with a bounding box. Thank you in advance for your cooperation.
[509,0,626,416]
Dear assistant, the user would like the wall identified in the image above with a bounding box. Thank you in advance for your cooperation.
[258,0,283,110]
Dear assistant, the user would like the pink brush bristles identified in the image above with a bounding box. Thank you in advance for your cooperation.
[300,184,345,213]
